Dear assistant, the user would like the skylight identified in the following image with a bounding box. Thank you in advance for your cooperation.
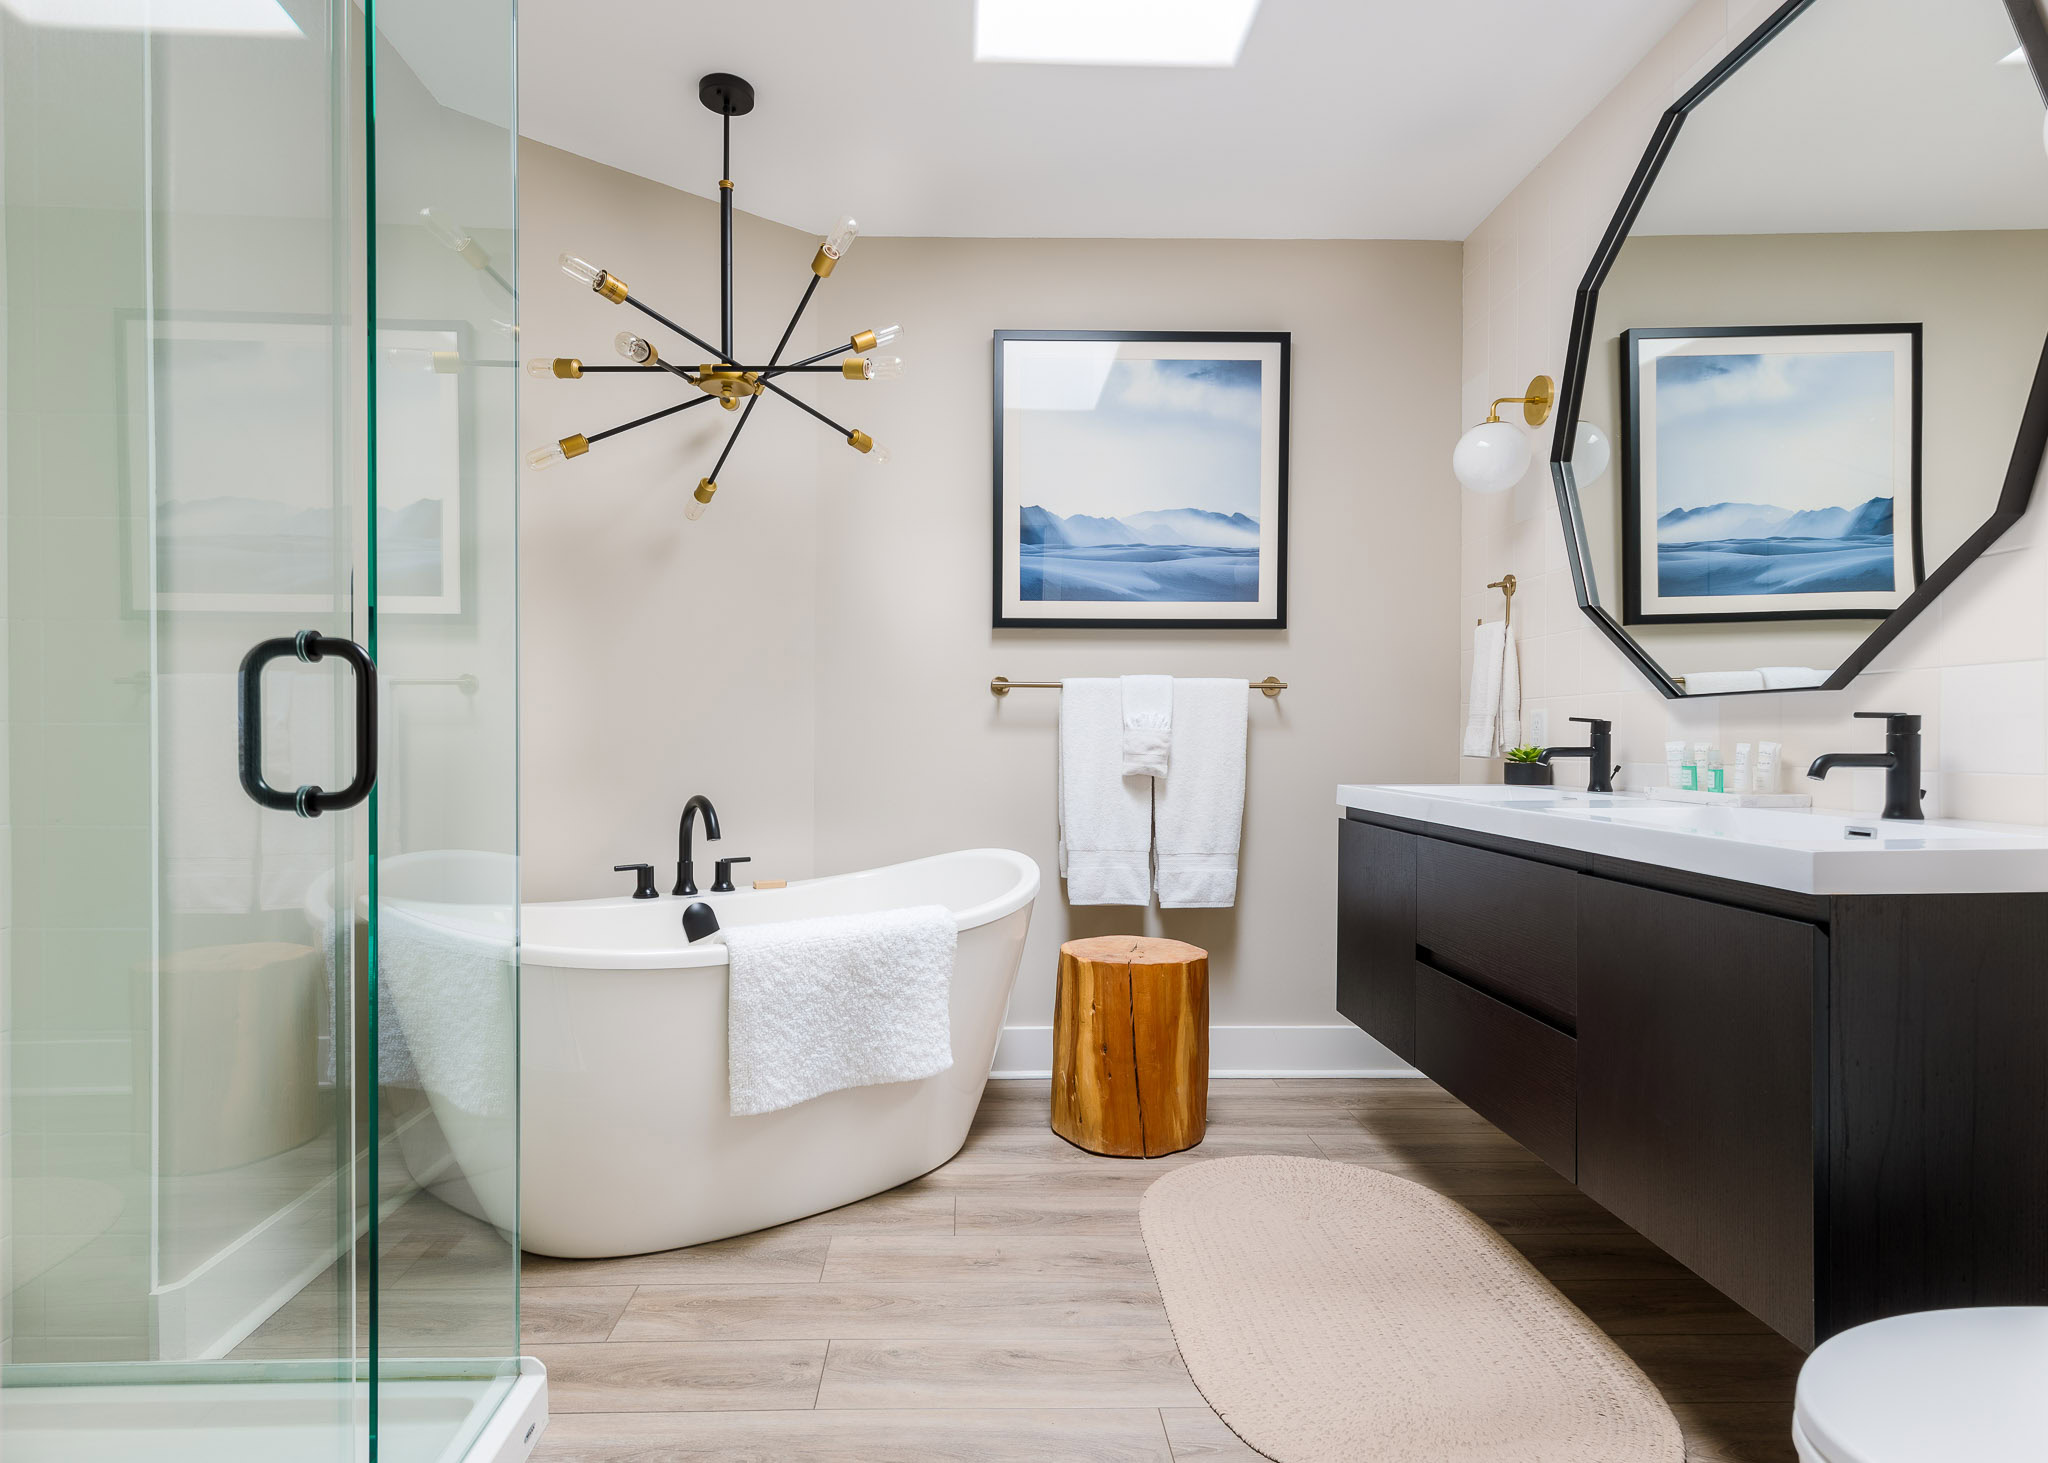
[0,0,300,35]
[974,0,1262,68]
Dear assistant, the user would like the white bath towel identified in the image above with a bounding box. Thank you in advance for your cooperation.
[1155,678,1248,909]
[1462,619,1521,757]
[1120,674,1173,778]
[1759,666,1826,690]
[724,904,957,1117]
[375,901,515,1114]
[1058,677,1154,906]
[1681,669,1766,695]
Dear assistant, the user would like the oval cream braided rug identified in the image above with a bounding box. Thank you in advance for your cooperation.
[1139,1155,1683,1463]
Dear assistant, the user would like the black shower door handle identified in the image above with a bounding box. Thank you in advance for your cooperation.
[238,631,379,817]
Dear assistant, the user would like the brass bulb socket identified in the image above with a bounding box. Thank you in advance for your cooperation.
[639,341,660,366]
[694,478,718,504]
[594,271,629,305]
[456,239,491,271]
[842,358,870,380]
[560,433,590,459]
[552,357,583,379]
[431,351,463,374]
[812,246,838,278]
[850,329,878,354]
[847,429,874,454]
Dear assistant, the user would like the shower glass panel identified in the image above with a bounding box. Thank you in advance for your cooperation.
[366,0,523,1459]
[0,0,521,1456]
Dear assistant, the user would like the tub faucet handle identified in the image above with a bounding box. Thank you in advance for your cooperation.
[711,856,752,894]
[613,863,660,900]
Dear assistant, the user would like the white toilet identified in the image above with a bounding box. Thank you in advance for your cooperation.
[1793,1308,2048,1461]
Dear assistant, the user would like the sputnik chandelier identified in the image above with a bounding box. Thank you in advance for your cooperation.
[525,71,901,520]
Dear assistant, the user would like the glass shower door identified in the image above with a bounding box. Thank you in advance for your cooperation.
[0,0,524,1456]
[1,0,370,1457]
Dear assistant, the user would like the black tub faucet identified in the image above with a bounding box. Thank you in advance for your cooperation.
[675,794,721,896]
[1808,712,1924,821]
[1543,717,1617,794]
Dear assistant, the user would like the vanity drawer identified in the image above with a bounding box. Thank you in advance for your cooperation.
[1414,961,1576,1180]
[1416,838,1578,1029]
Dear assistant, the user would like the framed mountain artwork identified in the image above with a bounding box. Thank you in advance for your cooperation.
[992,330,1290,629]
[1620,324,1922,625]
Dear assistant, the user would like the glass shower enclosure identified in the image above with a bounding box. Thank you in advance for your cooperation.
[0,0,525,1457]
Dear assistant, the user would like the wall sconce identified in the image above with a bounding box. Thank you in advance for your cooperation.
[1453,374,1553,494]
[1572,421,1612,486]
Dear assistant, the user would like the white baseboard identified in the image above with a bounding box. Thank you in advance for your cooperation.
[990,1024,1420,1079]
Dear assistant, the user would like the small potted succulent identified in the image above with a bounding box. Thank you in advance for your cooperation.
[1503,744,1553,786]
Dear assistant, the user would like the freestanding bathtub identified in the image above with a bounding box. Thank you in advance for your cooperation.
[380,847,1039,1258]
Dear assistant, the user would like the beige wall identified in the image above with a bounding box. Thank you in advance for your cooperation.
[519,140,827,901]
[520,141,1467,1057]
[1579,228,2048,682]
[815,237,1464,1037]
[1463,0,2048,821]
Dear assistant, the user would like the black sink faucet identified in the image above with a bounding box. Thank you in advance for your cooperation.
[674,794,721,896]
[1807,712,1924,821]
[1543,717,1616,794]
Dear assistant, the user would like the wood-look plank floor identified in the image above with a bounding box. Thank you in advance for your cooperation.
[378,1079,1805,1461]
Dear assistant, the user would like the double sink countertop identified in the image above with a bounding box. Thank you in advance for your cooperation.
[1337,783,2048,896]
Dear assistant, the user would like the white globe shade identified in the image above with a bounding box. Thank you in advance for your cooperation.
[1453,420,1531,493]
[1572,422,1613,487]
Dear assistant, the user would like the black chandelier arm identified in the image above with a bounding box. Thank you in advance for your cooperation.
[708,394,762,482]
[764,274,822,371]
[765,339,860,376]
[584,390,721,446]
[622,293,740,369]
[757,376,855,439]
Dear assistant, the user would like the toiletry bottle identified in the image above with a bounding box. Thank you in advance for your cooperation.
[1703,746,1724,794]
[1754,741,1782,795]
[1692,741,1713,793]
[1665,740,1689,791]
[1730,743,1753,796]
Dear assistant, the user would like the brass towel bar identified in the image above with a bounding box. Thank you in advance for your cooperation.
[1481,573,1517,627]
[991,676,1286,698]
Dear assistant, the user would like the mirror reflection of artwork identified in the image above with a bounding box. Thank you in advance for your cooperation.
[1553,0,2048,695]
[122,315,466,615]
[1622,326,1920,624]
[994,331,1289,629]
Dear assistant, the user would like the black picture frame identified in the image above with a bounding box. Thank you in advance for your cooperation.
[991,329,1290,631]
[1618,322,1924,627]
[1547,0,2048,698]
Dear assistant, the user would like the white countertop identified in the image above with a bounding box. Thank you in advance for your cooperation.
[1336,784,2048,896]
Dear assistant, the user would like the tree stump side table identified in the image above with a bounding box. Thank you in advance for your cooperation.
[1050,935,1209,1158]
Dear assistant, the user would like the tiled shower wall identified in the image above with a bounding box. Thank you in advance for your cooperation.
[1461,0,2048,824]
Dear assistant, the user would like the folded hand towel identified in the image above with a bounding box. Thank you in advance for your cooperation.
[724,904,957,1117]
[1155,678,1248,909]
[1758,666,1826,689]
[1462,620,1521,757]
[1059,677,1154,906]
[1121,674,1173,778]
[1681,669,1766,695]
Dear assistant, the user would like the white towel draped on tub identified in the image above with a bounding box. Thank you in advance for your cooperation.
[1120,674,1173,778]
[1462,619,1521,758]
[1155,678,1248,909]
[1059,677,1154,906]
[724,905,957,1117]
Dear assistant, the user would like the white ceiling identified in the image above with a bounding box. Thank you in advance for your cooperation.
[511,0,1698,241]
[1633,0,2048,236]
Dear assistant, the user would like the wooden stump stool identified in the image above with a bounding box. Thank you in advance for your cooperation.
[1051,936,1209,1158]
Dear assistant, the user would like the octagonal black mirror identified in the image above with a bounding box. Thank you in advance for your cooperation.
[1553,0,2048,697]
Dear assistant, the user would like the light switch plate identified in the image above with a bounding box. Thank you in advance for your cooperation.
[1528,708,1549,747]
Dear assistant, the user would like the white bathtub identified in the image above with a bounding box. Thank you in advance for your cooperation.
[379,848,1038,1258]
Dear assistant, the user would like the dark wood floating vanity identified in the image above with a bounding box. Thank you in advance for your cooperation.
[1336,802,2048,1350]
